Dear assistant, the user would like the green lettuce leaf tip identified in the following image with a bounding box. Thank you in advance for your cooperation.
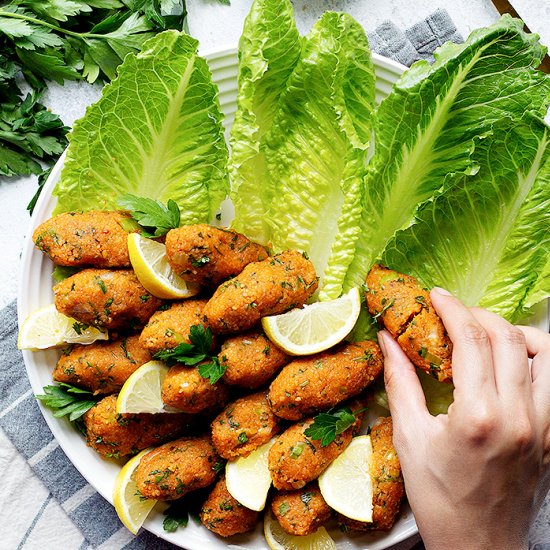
[54,30,229,223]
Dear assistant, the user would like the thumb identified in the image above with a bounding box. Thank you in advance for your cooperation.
[378,330,429,429]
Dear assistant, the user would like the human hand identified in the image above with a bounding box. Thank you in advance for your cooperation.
[378,287,550,550]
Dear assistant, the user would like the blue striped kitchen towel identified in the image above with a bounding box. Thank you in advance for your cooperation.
[0,10,466,550]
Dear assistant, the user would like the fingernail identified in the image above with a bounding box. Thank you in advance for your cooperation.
[433,287,452,296]
[377,330,388,356]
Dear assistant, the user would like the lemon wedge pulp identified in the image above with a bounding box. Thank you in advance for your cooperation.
[262,287,361,355]
[127,233,200,300]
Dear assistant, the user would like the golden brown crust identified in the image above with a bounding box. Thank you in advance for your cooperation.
[200,477,259,537]
[337,417,404,532]
[202,250,318,334]
[53,335,151,394]
[82,394,189,458]
[33,210,133,267]
[365,264,452,382]
[268,418,353,491]
[271,483,332,536]
[161,365,230,414]
[53,269,162,330]
[268,341,383,421]
[211,392,281,460]
[165,224,268,286]
[139,300,210,355]
[219,330,290,389]
[134,436,220,500]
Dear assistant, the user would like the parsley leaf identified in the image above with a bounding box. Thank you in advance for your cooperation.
[162,490,205,533]
[35,382,99,422]
[117,194,181,237]
[153,324,213,366]
[303,407,360,447]
[197,357,226,385]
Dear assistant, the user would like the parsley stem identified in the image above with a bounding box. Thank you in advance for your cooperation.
[0,10,110,40]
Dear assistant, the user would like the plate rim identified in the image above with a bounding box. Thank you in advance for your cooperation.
[17,44,417,549]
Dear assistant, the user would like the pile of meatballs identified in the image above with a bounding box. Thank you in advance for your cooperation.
[32,210,410,539]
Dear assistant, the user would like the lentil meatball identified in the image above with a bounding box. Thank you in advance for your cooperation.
[200,477,259,537]
[271,482,332,536]
[161,365,230,414]
[134,436,220,500]
[165,224,268,286]
[211,392,281,460]
[202,250,318,334]
[268,340,383,420]
[54,269,162,330]
[219,330,290,389]
[83,394,189,459]
[33,210,133,267]
[53,335,151,394]
[139,300,210,355]
[365,264,452,382]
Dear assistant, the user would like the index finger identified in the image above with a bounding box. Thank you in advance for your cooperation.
[429,288,496,400]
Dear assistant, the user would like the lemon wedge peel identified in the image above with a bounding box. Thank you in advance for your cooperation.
[261,287,361,356]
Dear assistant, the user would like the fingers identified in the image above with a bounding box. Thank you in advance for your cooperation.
[470,308,531,401]
[378,330,429,428]
[430,288,496,400]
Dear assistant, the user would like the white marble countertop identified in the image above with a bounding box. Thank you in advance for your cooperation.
[1,1,549,548]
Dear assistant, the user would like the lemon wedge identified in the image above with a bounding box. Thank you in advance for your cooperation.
[113,448,157,534]
[225,438,275,512]
[261,287,361,355]
[116,360,170,414]
[127,233,200,300]
[318,435,374,522]
[18,304,108,350]
[264,510,336,550]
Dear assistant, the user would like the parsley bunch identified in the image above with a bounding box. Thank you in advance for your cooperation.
[304,406,364,447]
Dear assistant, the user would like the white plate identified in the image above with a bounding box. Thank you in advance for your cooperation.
[19,46,421,549]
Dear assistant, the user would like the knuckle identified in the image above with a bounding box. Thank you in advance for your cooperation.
[500,326,526,348]
[463,410,497,445]
[462,322,490,346]
[508,417,536,452]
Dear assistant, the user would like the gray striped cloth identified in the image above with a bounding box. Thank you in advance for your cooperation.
[0,10,467,549]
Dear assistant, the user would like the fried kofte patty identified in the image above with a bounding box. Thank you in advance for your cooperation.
[268,340,383,420]
[271,482,332,536]
[219,330,290,389]
[165,224,268,286]
[54,269,162,330]
[211,391,281,460]
[161,365,230,414]
[200,477,259,537]
[366,264,452,382]
[139,299,210,355]
[33,210,133,268]
[82,394,189,458]
[135,436,220,500]
[53,334,151,394]
[202,250,318,334]
[268,418,354,491]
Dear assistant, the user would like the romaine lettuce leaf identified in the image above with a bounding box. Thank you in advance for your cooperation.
[381,116,550,322]
[54,30,228,222]
[228,0,301,244]
[343,15,550,291]
[263,11,376,299]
